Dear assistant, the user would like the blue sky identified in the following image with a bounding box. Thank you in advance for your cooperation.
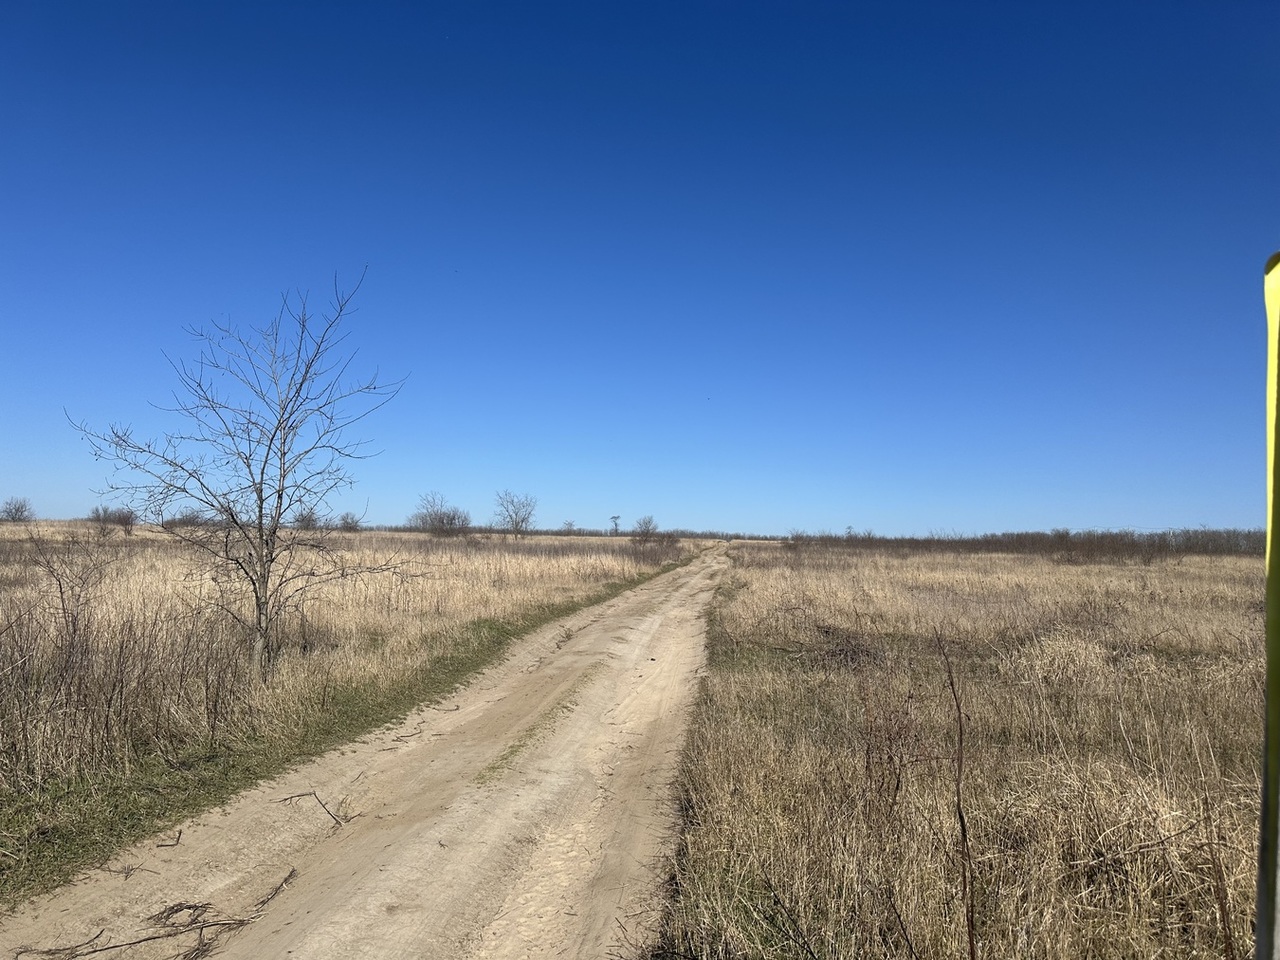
[2,1,1275,536]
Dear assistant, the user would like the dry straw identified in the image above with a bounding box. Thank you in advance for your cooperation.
[655,539,1261,958]
[0,523,693,902]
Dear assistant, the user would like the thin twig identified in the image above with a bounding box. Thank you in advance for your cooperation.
[273,790,346,827]
[936,630,978,960]
[17,917,257,959]
[254,867,299,910]
[758,869,821,960]
[886,883,922,960]
[102,862,158,880]
[1203,800,1239,960]
[14,929,105,959]
[149,902,210,926]
[1068,816,1207,874]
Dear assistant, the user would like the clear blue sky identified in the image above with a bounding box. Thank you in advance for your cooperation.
[2,1,1275,536]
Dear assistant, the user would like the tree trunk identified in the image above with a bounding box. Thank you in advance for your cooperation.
[253,589,271,680]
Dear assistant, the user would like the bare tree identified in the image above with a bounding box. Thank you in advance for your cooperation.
[88,504,137,536]
[610,515,621,536]
[409,492,471,536]
[292,506,320,530]
[493,490,537,539]
[1,497,35,523]
[74,274,403,677]
[631,515,658,545]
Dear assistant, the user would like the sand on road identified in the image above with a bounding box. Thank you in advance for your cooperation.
[2,548,725,960]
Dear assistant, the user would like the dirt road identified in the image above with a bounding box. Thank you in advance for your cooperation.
[3,549,724,960]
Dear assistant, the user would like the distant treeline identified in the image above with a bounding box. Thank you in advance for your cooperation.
[50,512,1268,562]
[369,523,754,541]
[782,527,1264,561]
[362,522,1264,560]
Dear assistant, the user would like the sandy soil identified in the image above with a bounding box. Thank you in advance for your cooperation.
[2,548,725,960]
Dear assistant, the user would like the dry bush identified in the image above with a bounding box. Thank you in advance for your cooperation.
[655,541,1262,959]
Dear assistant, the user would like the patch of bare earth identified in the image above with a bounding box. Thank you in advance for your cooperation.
[2,550,725,960]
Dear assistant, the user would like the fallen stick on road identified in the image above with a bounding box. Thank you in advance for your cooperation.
[272,791,348,828]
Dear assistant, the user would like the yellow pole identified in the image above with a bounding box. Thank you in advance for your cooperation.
[1260,251,1280,958]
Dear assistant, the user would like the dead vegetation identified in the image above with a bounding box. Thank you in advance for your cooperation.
[654,540,1262,958]
[10,867,298,960]
[0,522,694,904]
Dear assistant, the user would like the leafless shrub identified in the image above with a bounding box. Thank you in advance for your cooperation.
[88,504,137,536]
[493,490,536,539]
[410,492,471,537]
[292,506,320,531]
[631,515,658,546]
[26,527,119,645]
[1,497,34,523]
[0,530,250,792]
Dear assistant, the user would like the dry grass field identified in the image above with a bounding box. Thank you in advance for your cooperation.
[0,521,695,905]
[654,540,1262,959]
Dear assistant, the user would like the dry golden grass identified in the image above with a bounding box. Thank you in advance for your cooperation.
[655,541,1262,959]
[0,521,697,901]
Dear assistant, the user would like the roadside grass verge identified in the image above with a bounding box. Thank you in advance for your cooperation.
[0,528,698,908]
[653,541,1261,958]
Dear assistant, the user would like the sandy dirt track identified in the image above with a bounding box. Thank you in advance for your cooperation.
[3,548,725,960]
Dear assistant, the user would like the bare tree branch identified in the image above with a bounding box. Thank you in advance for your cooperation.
[72,273,404,676]
[493,490,536,540]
